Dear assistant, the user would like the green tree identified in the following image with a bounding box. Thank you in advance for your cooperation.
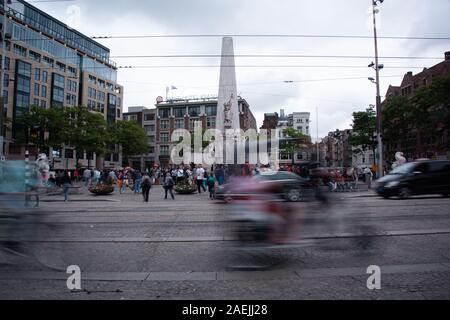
[412,76,450,152]
[111,120,148,166]
[281,128,311,164]
[64,106,112,169]
[348,106,377,165]
[382,96,412,159]
[16,105,66,151]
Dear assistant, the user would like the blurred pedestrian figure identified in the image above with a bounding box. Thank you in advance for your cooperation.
[351,167,359,191]
[62,171,72,202]
[73,170,79,182]
[215,166,225,186]
[206,173,216,199]
[93,168,101,185]
[117,171,127,194]
[364,167,373,190]
[196,165,206,194]
[171,167,178,185]
[133,170,142,194]
[177,166,185,184]
[141,173,152,202]
[163,173,175,200]
[83,168,91,187]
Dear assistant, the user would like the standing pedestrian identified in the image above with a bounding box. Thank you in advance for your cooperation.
[163,173,175,200]
[206,173,216,200]
[177,166,185,184]
[73,169,79,182]
[83,168,91,187]
[134,170,142,194]
[141,173,152,202]
[364,167,373,190]
[62,171,72,202]
[196,165,206,194]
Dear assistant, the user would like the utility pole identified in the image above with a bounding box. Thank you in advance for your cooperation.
[316,106,319,164]
[372,0,384,179]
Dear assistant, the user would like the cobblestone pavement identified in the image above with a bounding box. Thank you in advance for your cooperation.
[1,184,449,299]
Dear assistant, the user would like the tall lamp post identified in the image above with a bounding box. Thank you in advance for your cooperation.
[371,0,384,179]
[0,0,11,159]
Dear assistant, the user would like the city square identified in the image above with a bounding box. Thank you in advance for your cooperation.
[1,0,450,304]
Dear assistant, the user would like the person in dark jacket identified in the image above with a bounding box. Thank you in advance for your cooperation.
[163,173,175,200]
[141,173,152,202]
[62,171,72,202]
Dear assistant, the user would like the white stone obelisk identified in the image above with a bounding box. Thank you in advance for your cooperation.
[216,37,240,132]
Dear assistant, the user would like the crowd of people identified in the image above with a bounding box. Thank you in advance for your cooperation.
[47,162,377,202]
[73,164,242,202]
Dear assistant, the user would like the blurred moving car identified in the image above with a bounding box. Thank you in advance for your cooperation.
[216,171,311,203]
[375,160,450,199]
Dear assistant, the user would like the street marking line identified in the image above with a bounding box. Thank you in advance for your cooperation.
[3,228,450,244]
[0,263,449,282]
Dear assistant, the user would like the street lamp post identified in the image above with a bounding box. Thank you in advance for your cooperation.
[0,1,10,159]
[371,0,384,179]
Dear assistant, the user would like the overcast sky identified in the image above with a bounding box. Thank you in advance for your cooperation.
[35,0,449,141]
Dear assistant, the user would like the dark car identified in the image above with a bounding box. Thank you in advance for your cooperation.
[216,171,311,203]
[375,160,450,199]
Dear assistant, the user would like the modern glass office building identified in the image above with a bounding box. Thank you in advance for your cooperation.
[1,0,124,169]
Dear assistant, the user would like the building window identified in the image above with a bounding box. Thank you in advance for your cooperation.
[173,107,185,118]
[3,74,8,88]
[128,114,138,122]
[205,106,217,116]
[160,132,169,143]
[65,149,74,159]
[14,44,27,57]
[86,152,94,161]
[160,120,169,130]
[207,117,216,128]
[40,100,46,108]
[188,106,200,117]
[17,77,30,93]
[68,66,77,77]
[160,146,169,156]
[43,56,54,67]
[29,51,41,62]
[52,74,65,106]
[33,98,39,106]
[34,83,40,96]
[144,125,155,133]
[17,60,31,77]
[189,118,200,129]
[159,108,170,118]
[175,119,184,129]
[56,62,66,72]
[41,85,47,98]
[144,113,155,121]
[43,71,48,83]
[34,68,40,81]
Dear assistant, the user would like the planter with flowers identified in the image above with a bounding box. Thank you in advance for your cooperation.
[174,181,197,194]
[89,183,115,195]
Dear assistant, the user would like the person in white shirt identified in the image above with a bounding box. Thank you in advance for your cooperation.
[196,165,206,194]
[177,167,185,184]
